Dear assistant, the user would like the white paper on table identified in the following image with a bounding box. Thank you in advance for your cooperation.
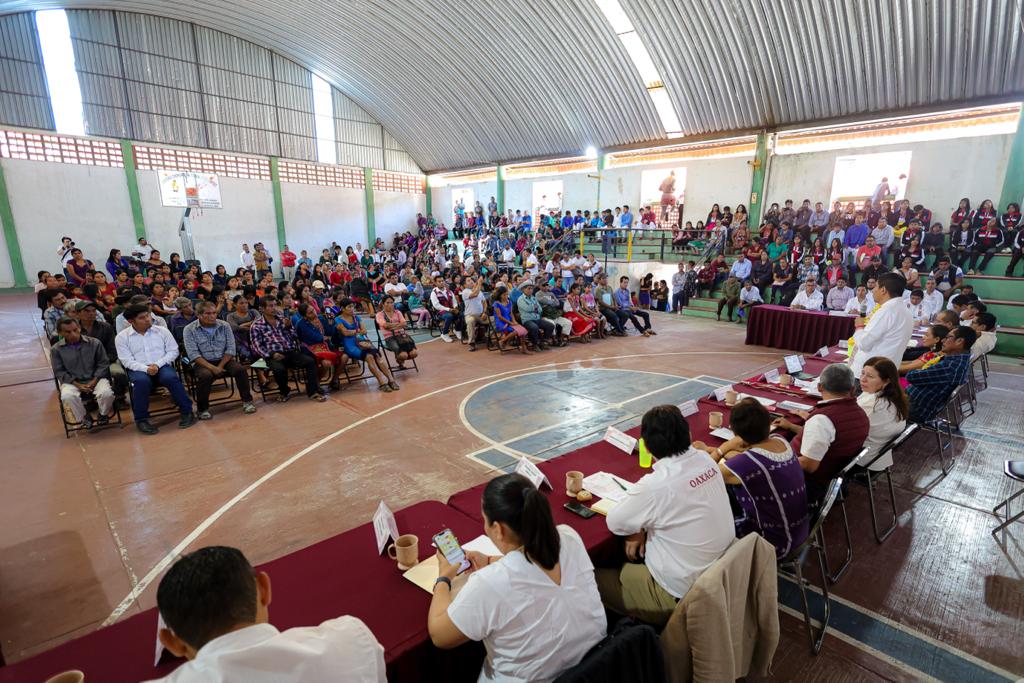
[835,347,849,356]
[713,385,733,401]
[604,426,638,454]
[736,393,776,407]
[515,457,551,490]
[463,535,503,557]
[373,500,400,555]
[784,355,803,373]
[678,400,699,417]
[779,400,815,412]
[829,310,851,317]
[710,427,736,440]
[764,368,780,383]
[817,346,830,357]
[582,471,634,503]
[794,379,821,398]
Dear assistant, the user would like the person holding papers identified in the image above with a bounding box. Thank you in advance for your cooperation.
[790,279,824,310]
[849,273,915,376]
[428,474,606,682]
[596,405,734,626]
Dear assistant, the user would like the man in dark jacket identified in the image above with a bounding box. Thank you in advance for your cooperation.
[51,316,114,428]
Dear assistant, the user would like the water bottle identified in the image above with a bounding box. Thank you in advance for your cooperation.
[639,438,652,468]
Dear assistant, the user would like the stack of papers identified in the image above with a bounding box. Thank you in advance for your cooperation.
[590,499,617,516]
[402,535,502,594]
[736,393,776,407]
[710,427,736,440]
[779,400,814,412]
[582,472,634,503]
[793,378,821,397]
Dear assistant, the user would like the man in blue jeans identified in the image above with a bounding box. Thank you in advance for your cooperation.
[615,276,655,336]
[114,303,195,435]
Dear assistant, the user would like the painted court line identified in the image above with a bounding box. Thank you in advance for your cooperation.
[100,350,777,626]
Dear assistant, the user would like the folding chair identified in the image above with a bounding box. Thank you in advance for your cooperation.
[971,354,988,392]
[126,360,188,419]
[778,478,843,654]
[180,356,242,409]
[820,452,866,584]
[54,376,123,438]
[858,423,919,543]
[915,389,964,476]
[374,325,419,374]
[992,461,1024,542]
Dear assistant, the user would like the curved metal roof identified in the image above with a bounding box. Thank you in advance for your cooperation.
[1,0,1022,172]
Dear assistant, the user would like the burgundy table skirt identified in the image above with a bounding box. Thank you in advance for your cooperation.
[745,304,856,354]
[0,501,485,683]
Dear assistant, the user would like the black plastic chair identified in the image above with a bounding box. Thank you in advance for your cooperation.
[54,376,123,438]
[992,461,1024,542]
[373,324,419,374]
[552,619,664,683]
[778,477,843,654]
[858,423,919,543]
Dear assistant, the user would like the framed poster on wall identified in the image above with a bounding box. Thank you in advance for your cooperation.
[158,171,223,209]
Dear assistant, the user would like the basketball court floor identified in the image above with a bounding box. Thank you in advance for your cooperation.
[1,293,1022,681]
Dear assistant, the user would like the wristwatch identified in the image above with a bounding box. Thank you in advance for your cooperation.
[433,576,452,591]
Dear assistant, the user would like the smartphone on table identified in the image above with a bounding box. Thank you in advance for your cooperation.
[564,501,597,519]
[433,528,471,573]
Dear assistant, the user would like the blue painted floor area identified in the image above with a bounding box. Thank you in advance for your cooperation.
[778,577,1015,682]
[463,369,731,463]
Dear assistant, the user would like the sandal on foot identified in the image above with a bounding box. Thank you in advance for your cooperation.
[388,381,400,391]
[379,383,393,392]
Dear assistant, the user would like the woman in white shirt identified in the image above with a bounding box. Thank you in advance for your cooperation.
[856,357,909,471]
[428,474,606,682]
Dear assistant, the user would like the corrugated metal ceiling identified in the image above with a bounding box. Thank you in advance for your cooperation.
[0,0,1021,172]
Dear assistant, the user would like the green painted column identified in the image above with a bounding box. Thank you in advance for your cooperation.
[364,168,376,245]
[496,164,506,214]
[269,157,286,250]
[120,140,146,240]
[999,107,1024,210]
[424,176,432,218]
[0,161,28,287]
[748,132,769,226]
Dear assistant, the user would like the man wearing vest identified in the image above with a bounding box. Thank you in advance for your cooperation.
[772,364,869,508]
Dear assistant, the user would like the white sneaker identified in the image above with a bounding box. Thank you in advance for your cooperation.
[441,333,454,343]
[454,330,463,340]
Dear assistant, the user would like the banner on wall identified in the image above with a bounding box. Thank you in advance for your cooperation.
[829,151,911,206]
[158,171,223,209]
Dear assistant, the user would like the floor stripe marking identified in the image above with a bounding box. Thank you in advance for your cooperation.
[100,349,779,625]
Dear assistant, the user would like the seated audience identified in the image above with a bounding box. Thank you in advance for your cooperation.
[614,276,655,336]
[375,296,418,367]
[51,317,115,429]
[430,276,463,343]
[335,299,398,392]
[716,274,741,321]
[251,298,327,402]
[736,278,762,322]
[116,294,170,333]
[901,324,949,371]
[593,273,627,336]
[461,276,487,351]
[906,326,977,423]
[826,277,854,311]
[114,304,195,435]
[855,357,908,471]
[154,546,385,682]
[492,286,530,353]
[169,297,196,345]
[695,398,809,558]
[516,282,555,349]
[970,312,997,358]
[183,301,257,419]
[296,302,346,390]
[427,474,605,681]
[772,364,869,507]
[599,405,734,626]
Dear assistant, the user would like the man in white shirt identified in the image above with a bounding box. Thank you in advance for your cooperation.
[115,294,170,333]
[921,277,944,321]
[500,245,516,271]
[843,286,871,316]
[151,546,385,683]
[971,313,997,358]
[131,237,154,262]
[790,279,824,311]
[461,276,487,351]
[115,304,194,434]
[906,289,929,324]
[736,279,763,322]
[598,406,734,626]
[523,247,539,277]
[240,243,255,271]
[849,273,914,377]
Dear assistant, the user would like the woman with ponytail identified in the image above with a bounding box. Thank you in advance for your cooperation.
[427,473,606,681]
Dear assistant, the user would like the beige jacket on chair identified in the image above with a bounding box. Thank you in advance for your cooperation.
[660,533,780,682]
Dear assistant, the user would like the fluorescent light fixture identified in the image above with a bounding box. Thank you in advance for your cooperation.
[584,145,598,159]
[619,32,662,89]
[311,74,337,165]
[35,10,85,136]
[648,87,681,134]
[593,0,634,33]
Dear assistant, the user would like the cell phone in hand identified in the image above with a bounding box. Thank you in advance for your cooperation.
[432,528,470,573]
[564,501,597,519]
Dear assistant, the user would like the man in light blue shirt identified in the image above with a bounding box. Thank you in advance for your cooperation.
[620,205,634,230]
[615,276,654,336]
[729,254,752,281]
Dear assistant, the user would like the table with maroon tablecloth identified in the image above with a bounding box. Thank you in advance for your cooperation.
[0,501,485,683]
[745,304,856,353]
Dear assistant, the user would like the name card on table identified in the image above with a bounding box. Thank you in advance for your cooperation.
[604,426,638,455]
[373,500,401,555]
[779,400,815,412]
[829,310,851,317]
[713,385,733,402]
[784,355,804,373]
[764,368,780,383]
[678,400,699,417]
[515,456,552,490]
[817,346,830,357]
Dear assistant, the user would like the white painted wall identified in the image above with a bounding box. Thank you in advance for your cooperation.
[282,182,366,260]
[431,179,497,225]
[375,189,425,242]
[2,158,135,284]
[765,134,1014,223]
